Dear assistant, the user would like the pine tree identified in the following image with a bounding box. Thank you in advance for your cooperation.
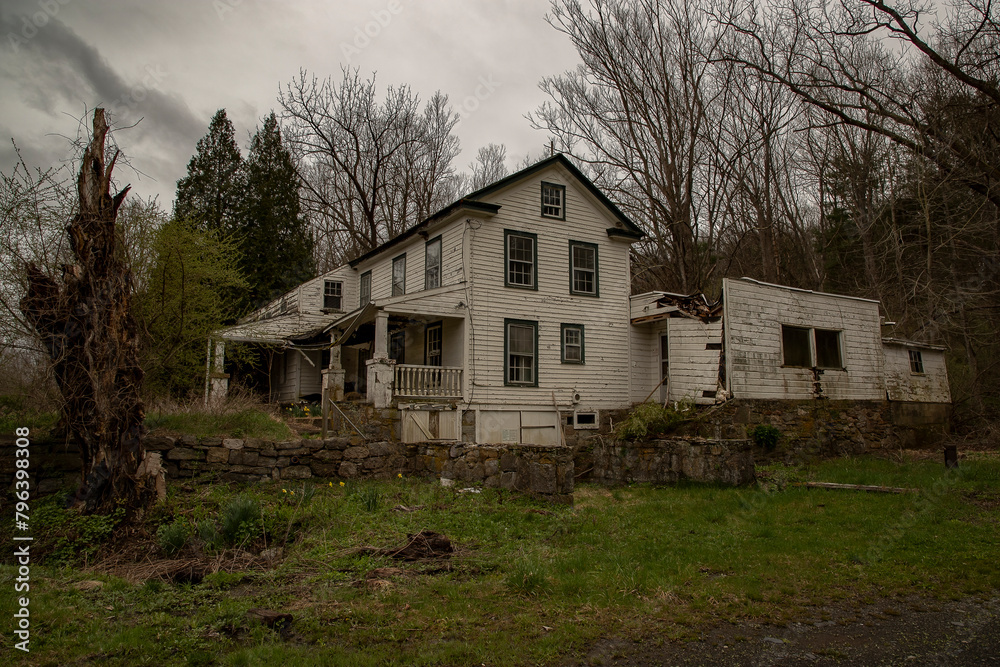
[175,109,243,231]
[237,112,315,310]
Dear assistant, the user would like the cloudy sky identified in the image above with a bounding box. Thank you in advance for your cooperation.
[0,0,581,209]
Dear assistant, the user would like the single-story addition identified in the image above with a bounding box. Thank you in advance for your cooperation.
[208,155,951,445]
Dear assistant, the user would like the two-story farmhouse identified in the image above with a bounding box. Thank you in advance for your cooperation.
[210,154,644,444]
[210,154,951,445]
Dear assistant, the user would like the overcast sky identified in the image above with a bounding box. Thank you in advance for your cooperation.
[0,0,581,209]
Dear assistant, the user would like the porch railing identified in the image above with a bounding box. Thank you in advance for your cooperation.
[394,364,463,399]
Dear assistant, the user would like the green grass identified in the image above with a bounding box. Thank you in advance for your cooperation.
[0,393,59,434]
[144,407,293,440]
[3,455,1000,665]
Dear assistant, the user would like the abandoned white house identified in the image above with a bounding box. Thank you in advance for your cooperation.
[208,154,951,444]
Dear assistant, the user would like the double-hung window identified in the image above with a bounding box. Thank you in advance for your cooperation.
[505,230,537,289]
[781,325,843,368]
[359,271,371,307]
[561,324,585,364]
[505,319,538,386]
[569,241,598,296]
[389,330,405,365]
[425,236,442,290]
[392,254,406,296]
[541,182,565,219]
[908,349,924,374]
[323,280,342,310]
[425,322,442,367]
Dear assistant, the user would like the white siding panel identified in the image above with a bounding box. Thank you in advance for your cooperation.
[466,165,633,410]
[884,344,951,403]
[666,319,722,405]
[723,278,884,400]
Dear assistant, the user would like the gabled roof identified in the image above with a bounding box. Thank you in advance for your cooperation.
[348,153,644,269]
[464,153,644,238]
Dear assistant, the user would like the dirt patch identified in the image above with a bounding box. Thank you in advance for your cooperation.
[568,595,1000,666]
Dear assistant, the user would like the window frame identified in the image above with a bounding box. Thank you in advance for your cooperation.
[504,230,538,290]
[561,323,585,364]
[781,325,845,369]
[504,318,539,387]
[425,321,443,367]
[389,330,405,365]
[359,270,371,307]
[541,181,566,220]
[424,235,442,290]
[908,349,925,374]
[323,280,343,311]
[568,240,599,297]
[391,254,406,296]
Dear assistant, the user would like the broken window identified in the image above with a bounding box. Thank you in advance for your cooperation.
[782,325,843,368]
[781,325,812,367]
[814,329,842,368]
[909,349,924,374]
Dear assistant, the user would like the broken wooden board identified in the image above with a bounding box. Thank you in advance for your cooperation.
[793,482,919,494]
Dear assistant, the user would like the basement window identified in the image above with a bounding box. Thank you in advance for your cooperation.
[573,411,598,430]
[909,349,924,374]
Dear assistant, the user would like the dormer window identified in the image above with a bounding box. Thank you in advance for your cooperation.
[323,280,342,310]
[541,182,565,219]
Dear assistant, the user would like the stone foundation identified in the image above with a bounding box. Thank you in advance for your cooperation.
[1,434,573,503]
[670,398,949,461]
[593,438,754,486]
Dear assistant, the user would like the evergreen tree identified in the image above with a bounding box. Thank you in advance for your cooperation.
[175,109,244,231]
[236,112,315,310]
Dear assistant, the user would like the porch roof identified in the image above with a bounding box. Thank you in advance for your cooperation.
[216,312,339,345]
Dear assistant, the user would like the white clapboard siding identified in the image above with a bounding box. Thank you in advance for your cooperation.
[466,164,633,409]
[629,322,659,403]
[884,344,951,403]
[359,220,467,303]
[666,318,723,405]
[723,278,884,400]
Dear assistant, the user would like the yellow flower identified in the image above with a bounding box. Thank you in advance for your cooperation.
[339,481,345,487]
[282,489,287,493]
[290,490,295,495]
[329,482,333,487]
[397,473,403,478]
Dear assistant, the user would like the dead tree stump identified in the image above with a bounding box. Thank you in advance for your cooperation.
[20,109,148,513]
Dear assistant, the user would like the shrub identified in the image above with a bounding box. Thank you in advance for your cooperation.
[198,519,223,551]
[613,400,692,441]
[157,520,190,557]
[221,496,261,546]
[748,424,782,451]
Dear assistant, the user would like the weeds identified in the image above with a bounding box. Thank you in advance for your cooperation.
[749,424,782,451]
[614,400,693,441]
[156,520,189,556]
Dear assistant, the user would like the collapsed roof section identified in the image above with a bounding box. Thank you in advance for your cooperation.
[630,291,722,324]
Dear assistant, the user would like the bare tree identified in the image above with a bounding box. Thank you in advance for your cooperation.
[467,143,509,193]
[20,109,150,513]
[532,0,732,293]
[280,69,460,270]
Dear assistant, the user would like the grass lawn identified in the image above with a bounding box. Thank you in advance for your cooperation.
[2,454,999,666]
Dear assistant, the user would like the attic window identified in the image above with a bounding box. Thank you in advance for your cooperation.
[323,280,342,310]
[909,349,924,374]
[541,182,565,219]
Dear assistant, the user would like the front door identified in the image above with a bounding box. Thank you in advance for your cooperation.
[659,332,669,403]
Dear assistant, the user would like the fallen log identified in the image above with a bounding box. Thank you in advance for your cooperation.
[793,482,919,494]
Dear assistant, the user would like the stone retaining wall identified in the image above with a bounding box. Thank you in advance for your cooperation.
[593,438,754,486]
[1,434,573,503]
[671,399,948,461]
